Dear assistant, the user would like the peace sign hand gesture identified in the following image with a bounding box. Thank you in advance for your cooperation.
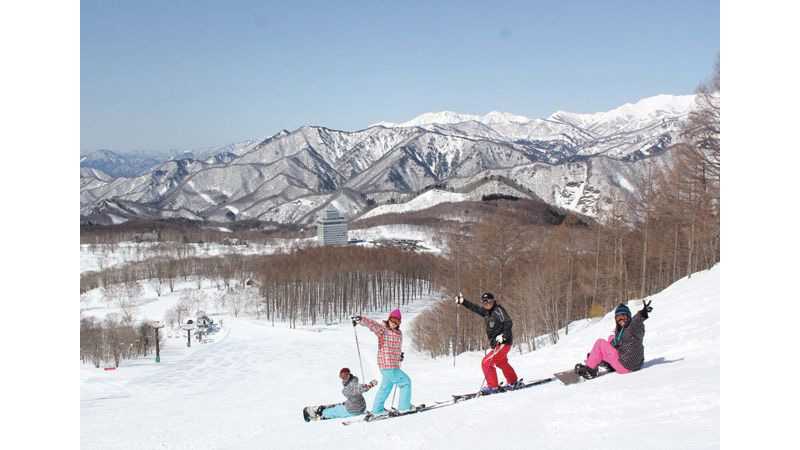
[641,299,653,318]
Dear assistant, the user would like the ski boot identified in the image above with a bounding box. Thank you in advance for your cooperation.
[388,404,422,416]
[574,363,599,380]
[506,379,526,390]
[599,362,615,374]
[480,386,500,395]
[303,406,322,422]
[364,410,387,422]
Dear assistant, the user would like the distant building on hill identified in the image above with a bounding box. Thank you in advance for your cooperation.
[317,206,348,245]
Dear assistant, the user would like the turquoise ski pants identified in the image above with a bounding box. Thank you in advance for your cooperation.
[372,368,412,413]
[321,404,358,419]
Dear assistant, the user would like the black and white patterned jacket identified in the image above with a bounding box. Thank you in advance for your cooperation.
[611,310,649,371]
[460,299,513,347]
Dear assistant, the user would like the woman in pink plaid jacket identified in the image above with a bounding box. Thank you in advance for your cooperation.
[353,309,413,415]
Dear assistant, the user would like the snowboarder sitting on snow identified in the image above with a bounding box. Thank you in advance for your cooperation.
[312,368,378,420]
[351,309,414,416]
[455,292,520,394]
[575,300,653,379]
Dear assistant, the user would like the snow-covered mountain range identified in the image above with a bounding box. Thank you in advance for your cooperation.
[79,150,165,178]
[80,94,696,226]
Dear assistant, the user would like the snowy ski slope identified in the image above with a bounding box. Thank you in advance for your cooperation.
[81,266,719,450]
[359,189,468,219]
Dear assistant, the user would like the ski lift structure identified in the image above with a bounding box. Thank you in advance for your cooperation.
[150,320,165,362]
[181,319,196,347]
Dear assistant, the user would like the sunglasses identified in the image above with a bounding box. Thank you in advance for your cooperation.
[388,318,401,325]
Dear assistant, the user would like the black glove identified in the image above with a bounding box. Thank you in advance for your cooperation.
[351,315,361,326]
[640,300,653,318]
[400,352,404,361]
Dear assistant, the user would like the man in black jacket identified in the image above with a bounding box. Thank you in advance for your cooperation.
[456,292,519,394]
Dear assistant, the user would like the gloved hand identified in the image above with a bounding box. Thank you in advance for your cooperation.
[455,293,464,305]
[368,379,378,388]
[640,300,653,318]
[495,334,505,344]
[351,315,361,326]
[400,352,404,361]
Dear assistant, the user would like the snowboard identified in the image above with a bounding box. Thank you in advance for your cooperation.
[554,365,613,385]
[553,369,583,385]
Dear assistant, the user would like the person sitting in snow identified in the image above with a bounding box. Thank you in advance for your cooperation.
[310,368,377,420]
[455,292,520,394]
[575,300,653,379]
[351,309,414,416]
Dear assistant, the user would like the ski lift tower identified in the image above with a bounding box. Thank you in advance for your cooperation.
[151,321,165,362]
[181,320,196,348]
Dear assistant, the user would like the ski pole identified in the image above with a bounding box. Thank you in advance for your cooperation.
[454,306,460,367]
[478,378,486,392]
[477,345,498,393]
[454,290,463,367]
[353,320,366,381]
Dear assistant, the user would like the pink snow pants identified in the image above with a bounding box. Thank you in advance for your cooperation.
[586,338,631,374]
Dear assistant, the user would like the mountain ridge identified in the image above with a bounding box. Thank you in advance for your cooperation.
[81,94,696,226]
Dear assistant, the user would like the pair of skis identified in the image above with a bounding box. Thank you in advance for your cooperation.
[341,376,557,426]
[335,366,614,425]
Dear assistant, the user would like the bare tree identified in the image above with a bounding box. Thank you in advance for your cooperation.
[218,286,260,319]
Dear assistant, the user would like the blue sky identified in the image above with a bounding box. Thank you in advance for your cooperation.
[81,0,719,152]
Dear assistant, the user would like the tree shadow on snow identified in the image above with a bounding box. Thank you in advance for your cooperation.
[642,357,684,369]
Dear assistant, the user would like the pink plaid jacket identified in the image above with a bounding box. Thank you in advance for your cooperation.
[360,317,403,369]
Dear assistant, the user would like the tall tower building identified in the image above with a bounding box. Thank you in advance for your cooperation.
[317,206,348,245]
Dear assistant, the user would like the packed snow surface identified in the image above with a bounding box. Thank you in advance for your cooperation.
[359,189,467,219]
[81,266,719,449]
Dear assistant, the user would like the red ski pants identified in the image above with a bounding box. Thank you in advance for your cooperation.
[482,344,518,388]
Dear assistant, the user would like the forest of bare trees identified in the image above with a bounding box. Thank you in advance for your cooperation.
[252,247,436,327]
[410,61,720,357]
[81,245,438,337]
[80,316,162,368]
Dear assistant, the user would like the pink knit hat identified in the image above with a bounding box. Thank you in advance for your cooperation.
[388,309,402,322]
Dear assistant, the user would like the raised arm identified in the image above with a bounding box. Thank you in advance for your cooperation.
[627,310,648,341]
[343,379,376,396]
[359,316,385,337]
[459,298,486,317]
[629,300,651,333]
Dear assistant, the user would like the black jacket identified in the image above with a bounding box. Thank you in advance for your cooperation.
[460,299,513,347]
[613,310,648,371]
